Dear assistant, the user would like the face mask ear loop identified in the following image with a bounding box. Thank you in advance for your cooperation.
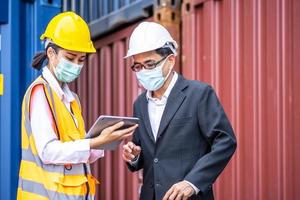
[46,45,58,71]
[49,51,58,72]
[163,54,174,82]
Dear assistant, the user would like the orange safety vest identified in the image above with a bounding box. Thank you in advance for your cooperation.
[17,76,99,200]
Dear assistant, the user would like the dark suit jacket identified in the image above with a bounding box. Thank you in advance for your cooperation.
[128,75,237,200]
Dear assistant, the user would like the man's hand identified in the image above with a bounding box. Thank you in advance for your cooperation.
[163,181,195,200]
[122,141,141,162]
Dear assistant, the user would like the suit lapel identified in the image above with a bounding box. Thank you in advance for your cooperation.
[139,94,155,142]
[157,75,188,138]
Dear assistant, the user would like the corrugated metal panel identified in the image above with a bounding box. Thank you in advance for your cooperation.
[0,1,61,199]
[63,1,153,21]
[0,1,21,197]
[181,0,300,199]
[0,0,8,24]
[63,0,153,39]
[154,0,182,72]
[70,21,146,200]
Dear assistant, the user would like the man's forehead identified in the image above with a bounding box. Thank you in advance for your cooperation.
[132,51,161,63]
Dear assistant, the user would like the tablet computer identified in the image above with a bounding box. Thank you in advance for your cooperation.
[85,115,139,150]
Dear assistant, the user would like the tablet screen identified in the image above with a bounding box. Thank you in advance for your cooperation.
[85,115,139,150]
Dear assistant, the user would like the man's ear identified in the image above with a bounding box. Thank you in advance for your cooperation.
[168,54,176,69]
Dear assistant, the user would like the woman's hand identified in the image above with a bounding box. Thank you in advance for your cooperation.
[89,121,138,149]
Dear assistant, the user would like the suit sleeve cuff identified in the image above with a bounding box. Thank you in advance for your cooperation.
[129,154,140,166]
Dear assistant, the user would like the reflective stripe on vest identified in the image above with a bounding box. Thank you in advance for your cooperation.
[18,76,98,200]
[18,179,96,200]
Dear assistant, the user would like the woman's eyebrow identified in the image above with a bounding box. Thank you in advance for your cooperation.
[65,52,77,57]
[66,52,86,59]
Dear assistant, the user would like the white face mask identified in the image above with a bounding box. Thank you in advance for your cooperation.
[54,57,83,83]
[136,57,172,91]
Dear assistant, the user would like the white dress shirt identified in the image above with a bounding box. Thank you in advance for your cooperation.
[30,67,103,165]
[146,72,178,141]
[139,72,200,194]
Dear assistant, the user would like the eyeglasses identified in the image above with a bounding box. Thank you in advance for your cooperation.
[130,56,167,72]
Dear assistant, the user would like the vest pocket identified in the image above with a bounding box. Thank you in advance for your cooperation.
[51,174,89,197]
[55,175,88,187]
[51,164,100,196]
[54,174,99,196]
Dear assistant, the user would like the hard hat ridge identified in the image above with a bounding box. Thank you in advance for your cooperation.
[125,22,178,58]
[40,11,96,53]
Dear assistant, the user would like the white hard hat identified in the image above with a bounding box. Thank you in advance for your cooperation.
[125,22,178,58]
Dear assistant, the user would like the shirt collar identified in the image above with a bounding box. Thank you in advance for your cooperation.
[42,67,75,103]
[146,71,178,101]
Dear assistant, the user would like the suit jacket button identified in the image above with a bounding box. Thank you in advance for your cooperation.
[155,183,161,187]
[154,158,158,163]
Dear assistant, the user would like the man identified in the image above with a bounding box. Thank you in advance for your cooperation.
[122,22,237,200]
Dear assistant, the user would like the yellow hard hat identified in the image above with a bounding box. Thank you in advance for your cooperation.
[40,12,96,53]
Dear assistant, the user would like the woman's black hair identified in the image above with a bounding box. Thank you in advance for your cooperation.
[31,43,61,70]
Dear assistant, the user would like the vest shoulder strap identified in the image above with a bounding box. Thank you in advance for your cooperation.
[24,76,60,138]
[71,92,82,111]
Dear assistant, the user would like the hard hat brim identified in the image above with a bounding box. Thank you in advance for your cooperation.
[41,35,96,53]
[124,40,178,59]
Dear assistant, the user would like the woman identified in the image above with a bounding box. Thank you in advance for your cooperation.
[17,12,137,200]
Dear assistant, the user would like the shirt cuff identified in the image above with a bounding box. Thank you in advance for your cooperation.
[41,139,91,165]
[184,180,200,195]
[89,149,104,163]
[129,154,140,166]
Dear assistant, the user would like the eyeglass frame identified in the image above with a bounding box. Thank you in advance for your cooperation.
[130,56,169,72]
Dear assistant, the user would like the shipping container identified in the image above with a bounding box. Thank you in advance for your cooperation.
[0,1,61,199]
[1,0,299,199]
[71,0,300,199]
[181,0,300,200]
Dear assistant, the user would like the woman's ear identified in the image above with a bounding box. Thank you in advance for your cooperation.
[46,47,59,71]
[46,47,56,60]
